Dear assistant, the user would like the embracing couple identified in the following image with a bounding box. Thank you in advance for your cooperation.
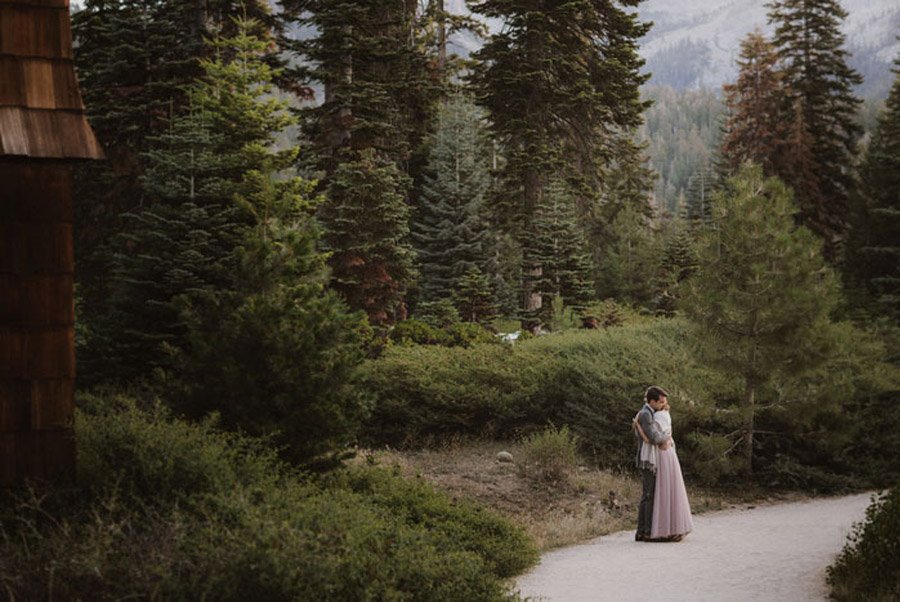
[634,385,693,542]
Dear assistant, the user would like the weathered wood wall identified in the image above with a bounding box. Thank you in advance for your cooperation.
[0,0,102,486]
[0,161,76,485]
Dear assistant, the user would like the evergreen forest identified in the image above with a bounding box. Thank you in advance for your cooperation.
[1,1,898,599]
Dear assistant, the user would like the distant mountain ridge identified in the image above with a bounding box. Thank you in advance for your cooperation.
[639,0,899,96]
[446,0,899,98]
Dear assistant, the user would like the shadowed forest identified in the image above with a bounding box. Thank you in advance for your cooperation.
[1,1,898,599]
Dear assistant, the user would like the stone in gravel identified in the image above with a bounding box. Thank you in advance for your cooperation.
[496,451,514,463]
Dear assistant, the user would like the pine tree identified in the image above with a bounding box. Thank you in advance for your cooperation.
[766,0,863,260]
[469,0,649,319]
[72,0,276,242]
[412,95,495,306]
[720,30,788,177]
[685,163,716,224]
[73,1,204,380]
[454,266,499,325]
[73,0,277,382]
[845,55,900,320]
[321,150,416,325]
[178,167,368,468]
[655,217,698,316]
[594,200,662,306]
[526,181,596,326]
[599,134,657,220]
[682,163,839,473]
[102,17,296,380]
[586,131,657,304]
[281,1,439,172]
[280,1,438,322]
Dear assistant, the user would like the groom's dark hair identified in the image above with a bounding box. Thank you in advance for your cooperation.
[645,386,668,402]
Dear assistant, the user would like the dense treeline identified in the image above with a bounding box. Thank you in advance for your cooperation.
[64,0,900,470]
[0,0,892,597]
[640,85,723,215]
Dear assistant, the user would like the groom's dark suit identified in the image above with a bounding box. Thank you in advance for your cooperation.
[635,403,667,540]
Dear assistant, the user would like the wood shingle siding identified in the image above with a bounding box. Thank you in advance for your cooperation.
[1,0,102,486]
[0,107,103,157]
[0,3,72,60]
[0,0,102,160]
[0,55,84,109]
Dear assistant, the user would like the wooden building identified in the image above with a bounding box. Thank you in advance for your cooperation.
[1,0,102,486]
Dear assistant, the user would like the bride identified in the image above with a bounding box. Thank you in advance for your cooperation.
[634,398,693,541]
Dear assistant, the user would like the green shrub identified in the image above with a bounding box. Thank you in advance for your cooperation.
[416,299,461,328]
[390,319,497,348]
[362,319,724,470]
[0,395,533,601]
[75,392,281,505]
[827,487,900,601]
[582,299,628,328]
[391,318,451,346]
[323,466,538,578]
[362,317,897,488]
[175,278,370,469]
[445,322,497,347]
[520,425,580,483]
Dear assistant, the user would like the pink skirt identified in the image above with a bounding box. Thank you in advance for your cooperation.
[651,445,694,539]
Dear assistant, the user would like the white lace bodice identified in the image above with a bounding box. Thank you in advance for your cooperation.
[654,409,673,438]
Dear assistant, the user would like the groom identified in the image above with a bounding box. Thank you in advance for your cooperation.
[634,385,671,542]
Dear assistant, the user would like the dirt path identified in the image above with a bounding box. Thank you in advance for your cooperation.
[515,493,872,601]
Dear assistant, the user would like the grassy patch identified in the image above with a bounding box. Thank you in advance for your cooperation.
[355,439,777,552]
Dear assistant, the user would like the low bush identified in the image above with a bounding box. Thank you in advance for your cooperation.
[174,278,370,469]
[362,319,724,469]
[0,395,535,600]
[416,300,462,328]
[827,487,900,601]
[362,317,897,488]
[391,318,452,346]
[390,318,496,348]
[324,467,538,578]
[520,425,580,483]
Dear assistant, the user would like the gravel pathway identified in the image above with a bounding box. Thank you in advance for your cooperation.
[515,493,872,601]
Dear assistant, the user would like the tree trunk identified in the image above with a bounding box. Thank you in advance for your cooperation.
[522,170,543,319]
[435,0,446,74]
[742,377,755,474]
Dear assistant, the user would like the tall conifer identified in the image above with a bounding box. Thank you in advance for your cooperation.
[685,164,716,224]
[588,131,657,303]
[683,163,839,473]
[73,0,276,380]
[720,30,787,177]
[594,201,661,305]
[766,0,863,260]
[321,151,416,324]
[469,0,649,320]
[527,182,596,325]
[280,1,438,323]
[412,95,495,306]
[846,55,900,320]
[101,17,294,380]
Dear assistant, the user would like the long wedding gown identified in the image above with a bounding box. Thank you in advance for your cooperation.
[650,410,694,539]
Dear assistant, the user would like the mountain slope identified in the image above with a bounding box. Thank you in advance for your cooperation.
[448,0,899,97]
[640,0,899,96]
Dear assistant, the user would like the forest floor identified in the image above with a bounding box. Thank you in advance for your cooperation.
[355,440,810,552]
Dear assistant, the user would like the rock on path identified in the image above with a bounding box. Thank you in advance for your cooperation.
[515,493,872,602]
